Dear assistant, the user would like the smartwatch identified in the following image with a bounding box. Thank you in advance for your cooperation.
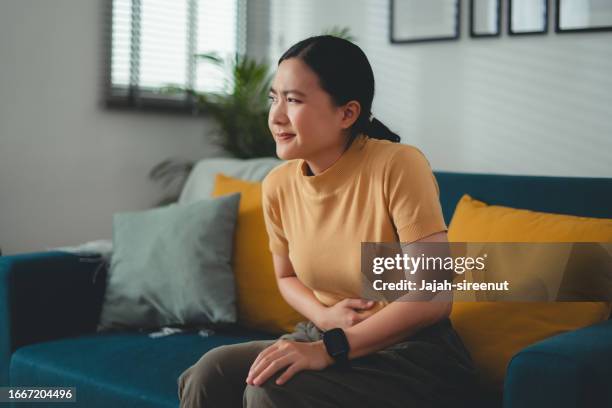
[322,328,351,368]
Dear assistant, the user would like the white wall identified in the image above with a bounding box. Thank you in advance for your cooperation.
[270,0,612,177]
[2,0,611,255]
[0,0,222,255]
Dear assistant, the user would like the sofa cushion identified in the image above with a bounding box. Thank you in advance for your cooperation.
[448,194,612,389]
[9,329,275,408]
[98,193,241,331]
[449,194,612,242]
[212,173,305,334]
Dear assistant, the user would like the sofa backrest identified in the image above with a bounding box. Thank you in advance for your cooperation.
[180,158,612,224]
[435,172,612,225]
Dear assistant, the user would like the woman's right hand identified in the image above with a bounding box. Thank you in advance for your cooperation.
[316,298,379,331]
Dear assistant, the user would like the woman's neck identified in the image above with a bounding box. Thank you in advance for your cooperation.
[304,135,355,176]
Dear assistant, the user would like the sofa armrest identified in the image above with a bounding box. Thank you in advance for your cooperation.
[504,319,612,408]
[0,251,107,385]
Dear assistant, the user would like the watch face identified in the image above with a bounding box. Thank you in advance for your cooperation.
[328,336,346,354]
[324,328,350,357]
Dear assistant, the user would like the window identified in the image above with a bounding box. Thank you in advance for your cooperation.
[105,0,247,112]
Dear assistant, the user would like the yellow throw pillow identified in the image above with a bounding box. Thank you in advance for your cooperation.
[448,194,612,389]
[213,173,305,334]
[448,194,612,242]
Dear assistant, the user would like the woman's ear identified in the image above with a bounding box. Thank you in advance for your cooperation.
[340,100,361,129]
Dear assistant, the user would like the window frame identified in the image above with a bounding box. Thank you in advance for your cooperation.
[102,0,247,115]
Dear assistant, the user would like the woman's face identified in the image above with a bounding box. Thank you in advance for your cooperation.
[268,58,359,161]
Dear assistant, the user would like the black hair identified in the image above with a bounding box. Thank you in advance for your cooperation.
[278,35,400,146]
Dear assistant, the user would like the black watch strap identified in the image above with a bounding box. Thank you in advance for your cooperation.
[322,328,350,368]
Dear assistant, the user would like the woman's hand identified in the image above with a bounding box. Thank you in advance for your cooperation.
[246,339,333,386]
[316,298,378,331]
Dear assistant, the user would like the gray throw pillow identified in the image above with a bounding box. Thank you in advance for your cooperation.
[97,193,241,332]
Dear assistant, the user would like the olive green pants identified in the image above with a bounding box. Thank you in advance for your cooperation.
[177,318,478,408]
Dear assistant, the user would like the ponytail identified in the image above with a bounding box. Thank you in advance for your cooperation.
[365,114,401,143]
[346,112,401,148]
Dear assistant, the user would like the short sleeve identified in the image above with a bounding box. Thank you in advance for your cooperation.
[261,175,290,256]
[384,146,448,243]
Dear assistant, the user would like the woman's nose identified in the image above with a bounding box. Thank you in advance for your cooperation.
[270,104,288,125]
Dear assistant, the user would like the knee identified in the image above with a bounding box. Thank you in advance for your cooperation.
[243,383,281,407]
[177,345,235,403]
[177,366,192,401]
[243,372,307,407]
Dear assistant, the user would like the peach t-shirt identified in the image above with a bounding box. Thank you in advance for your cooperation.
[261,133,447,309]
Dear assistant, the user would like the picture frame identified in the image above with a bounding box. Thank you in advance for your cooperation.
[555,0,612,33]
[470,0,501,37]
[508,0,548,36]
[389,0,461,44]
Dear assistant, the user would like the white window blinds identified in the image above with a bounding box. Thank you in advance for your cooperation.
[106,0,246,111]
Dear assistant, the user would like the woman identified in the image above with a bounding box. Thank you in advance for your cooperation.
[178,35,478,408]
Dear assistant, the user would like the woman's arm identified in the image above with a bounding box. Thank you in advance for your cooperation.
[345,298,451,359]
[273,254,378,330]
[344,231,452,359]
[272,254,327,324]
[247,231,451,386]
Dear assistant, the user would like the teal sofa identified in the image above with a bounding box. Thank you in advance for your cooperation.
[1,171,611,407]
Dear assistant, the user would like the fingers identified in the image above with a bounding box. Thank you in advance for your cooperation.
[246,341,326,388]
[249,342,280,374]
[250,353,295,386]
[344,298,375,310]
[346,307,378,326]
[275,362,303,385]
[358,306,378,317]
[247,347,290,385]
[354,312,366,324]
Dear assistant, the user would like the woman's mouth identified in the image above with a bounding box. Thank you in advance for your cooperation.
[276,133,296,142]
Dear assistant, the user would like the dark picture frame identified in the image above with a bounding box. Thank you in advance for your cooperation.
[555,0,612,33]
[470,0,502,37]
[508,0,549,36]
[389,0,461,44]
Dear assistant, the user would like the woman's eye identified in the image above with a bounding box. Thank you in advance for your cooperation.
[267,96,299,104]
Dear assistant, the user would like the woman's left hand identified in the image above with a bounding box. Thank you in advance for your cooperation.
[246,339,334,386]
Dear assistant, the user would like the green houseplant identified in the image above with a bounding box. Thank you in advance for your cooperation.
[192,51,277,159]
